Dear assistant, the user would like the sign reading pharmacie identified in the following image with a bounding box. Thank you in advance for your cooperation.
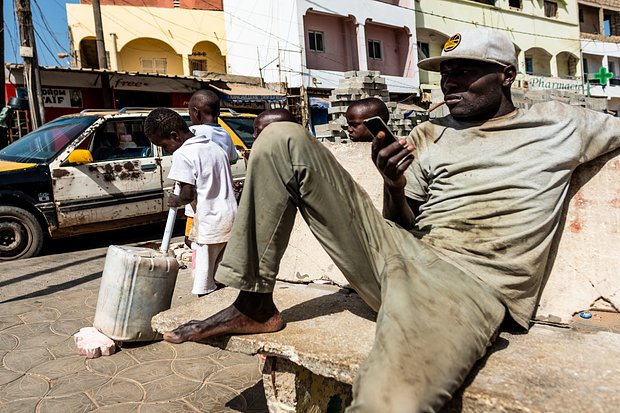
[527,75,584,93]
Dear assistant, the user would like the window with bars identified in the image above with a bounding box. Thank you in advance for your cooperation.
[508,0,522,9]
[190,59,207,72]
[308,31,325,52]
[525,57,533,75]
[544,1,558,18]
[368,40,382,60]
[140,58,167,74]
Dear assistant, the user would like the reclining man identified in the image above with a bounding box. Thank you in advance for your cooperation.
[162,28,620,412]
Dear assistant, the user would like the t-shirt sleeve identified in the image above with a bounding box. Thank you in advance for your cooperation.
[229,143,239,163]
[576,106,620,163]
[168,151,196,185]
[403,127,429,202]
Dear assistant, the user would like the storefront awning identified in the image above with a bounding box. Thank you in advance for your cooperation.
[210,83,286,103]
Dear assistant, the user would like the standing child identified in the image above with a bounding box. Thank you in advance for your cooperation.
[144,108,237,297]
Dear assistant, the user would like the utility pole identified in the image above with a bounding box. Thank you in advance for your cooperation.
[15,0,45,128]
[0,0,6,147]
[257,47,264,88]
[300,83,309,128]
[1,0,5,107]
[277,42,283,93]
[92,0,113,108]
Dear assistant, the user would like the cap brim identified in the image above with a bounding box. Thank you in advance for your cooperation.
[417,56,513,72]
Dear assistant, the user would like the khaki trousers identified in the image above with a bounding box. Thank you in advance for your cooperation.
[216,123,505,413]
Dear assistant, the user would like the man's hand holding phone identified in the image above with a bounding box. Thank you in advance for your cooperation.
[363,116,415,188]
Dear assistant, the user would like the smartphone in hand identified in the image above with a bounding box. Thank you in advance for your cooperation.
[363,116,397,146]
[364,116,414,167]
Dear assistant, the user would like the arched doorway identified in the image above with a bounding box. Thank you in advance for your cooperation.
[189,41,226,75]
[556,51,579,79]
[524,47,552,76]
[118,38,183,75]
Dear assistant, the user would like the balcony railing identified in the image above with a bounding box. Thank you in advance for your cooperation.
[584,73,620,86]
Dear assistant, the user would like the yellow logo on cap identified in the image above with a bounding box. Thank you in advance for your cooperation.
[443,34,461,52]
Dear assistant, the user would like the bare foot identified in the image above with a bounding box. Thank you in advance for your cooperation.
[163,304,284,344]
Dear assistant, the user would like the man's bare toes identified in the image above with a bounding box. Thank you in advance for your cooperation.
[163,323,202,344]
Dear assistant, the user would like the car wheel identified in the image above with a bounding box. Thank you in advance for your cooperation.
[0,206,45,260]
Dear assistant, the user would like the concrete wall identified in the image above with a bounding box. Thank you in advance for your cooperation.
[365,22,411,77]
[303,12,358,72]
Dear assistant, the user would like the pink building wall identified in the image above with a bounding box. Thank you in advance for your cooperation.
[365,23,410,77]
[304,12,359,72]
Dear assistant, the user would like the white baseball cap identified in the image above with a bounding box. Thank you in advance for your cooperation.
[418,28,517,72]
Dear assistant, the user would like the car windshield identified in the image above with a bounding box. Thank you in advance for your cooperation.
[0,116,98,163]
[220,116,255,149]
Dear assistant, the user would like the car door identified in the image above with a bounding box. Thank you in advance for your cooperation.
[50,116,166,229]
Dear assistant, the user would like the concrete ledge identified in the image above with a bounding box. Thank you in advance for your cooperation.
[153,282,375,385]
[153,282,620,412]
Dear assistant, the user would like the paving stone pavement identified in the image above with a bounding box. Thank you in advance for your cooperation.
[0,241,269,413]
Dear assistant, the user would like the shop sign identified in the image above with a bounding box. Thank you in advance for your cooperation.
[225,101,267,111]
[528,76,583,93]
[110,75,199,93]
[42,88,83,107]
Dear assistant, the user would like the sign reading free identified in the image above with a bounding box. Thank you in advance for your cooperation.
[527,76,584,93]
[42,88,83,108]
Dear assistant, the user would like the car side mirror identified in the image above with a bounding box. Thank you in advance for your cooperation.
[66,149,94,165]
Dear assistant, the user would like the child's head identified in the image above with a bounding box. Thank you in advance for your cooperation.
[144,108,191,153]
[345,98,390,142]
[189,89,221,125]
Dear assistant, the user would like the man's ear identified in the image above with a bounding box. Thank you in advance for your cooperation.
[192,106,203,122]
[170,131,180,141]
[502,65,517,87]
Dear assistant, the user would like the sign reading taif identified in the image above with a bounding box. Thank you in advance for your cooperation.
[42,88,83,108]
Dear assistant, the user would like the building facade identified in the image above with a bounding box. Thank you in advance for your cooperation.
[416,0,583,94]
[579,0,620,112]
[68,0,227,77]
[222,0,418,95]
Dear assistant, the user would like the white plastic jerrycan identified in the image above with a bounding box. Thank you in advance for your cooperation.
[93,245,179,341]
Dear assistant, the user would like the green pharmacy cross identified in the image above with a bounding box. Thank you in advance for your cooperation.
[593,66,613,86]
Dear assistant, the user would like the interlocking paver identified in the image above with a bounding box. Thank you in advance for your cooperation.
[38,393,98,413]
[1,398,40,412]
[90,378,145,405]
[0,245,269,412]
[3,347,54,373]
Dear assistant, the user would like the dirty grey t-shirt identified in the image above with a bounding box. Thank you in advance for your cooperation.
[404,101,620,328]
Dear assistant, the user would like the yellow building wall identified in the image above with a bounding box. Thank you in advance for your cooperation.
[416,0,582,86]
[118,38,184,74]
[67,4,227,76]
